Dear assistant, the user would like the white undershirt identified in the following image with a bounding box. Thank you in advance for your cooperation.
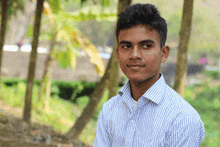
[132,98,138,112]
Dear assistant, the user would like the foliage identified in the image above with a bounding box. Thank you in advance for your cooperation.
[0,0,25,18]
[1,77,27,86]
[203,70,220,80]
[184,83,220,146]
[1,77,97,102]
[69,6,116,22]
[26,1,107,76]
[46,0,62,14]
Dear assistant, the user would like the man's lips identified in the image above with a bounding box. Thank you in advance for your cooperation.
[127,64,145,67]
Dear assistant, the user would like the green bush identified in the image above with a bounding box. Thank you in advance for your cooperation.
[1,78,97,103]
[184,83,220,146]
[203,70,220,80]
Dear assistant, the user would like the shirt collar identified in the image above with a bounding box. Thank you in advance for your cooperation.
[118,73,166,105]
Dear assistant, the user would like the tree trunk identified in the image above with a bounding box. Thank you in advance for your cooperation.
[43,66,52,111]
[23,0,44,124]
[38,29,57,104]
[43,31,57,111]
[66,52,113,141]
[66,0,132,141]
[0,0,9,95]
[108,0,132,99]
[107,39,119,99]
[173,0,194,97]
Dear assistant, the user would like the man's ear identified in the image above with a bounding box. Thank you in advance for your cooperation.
[161,45,170,63]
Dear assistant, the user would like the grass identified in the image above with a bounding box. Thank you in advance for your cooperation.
[0,79,220,146]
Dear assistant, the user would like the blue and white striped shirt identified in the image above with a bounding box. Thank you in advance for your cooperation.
[94,73,205,147]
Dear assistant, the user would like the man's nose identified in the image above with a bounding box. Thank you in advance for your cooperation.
[130,46,141,59]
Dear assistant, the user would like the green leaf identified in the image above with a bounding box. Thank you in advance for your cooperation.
[72,38,80,48]
[48,0,62,14]
[59,51,71,68]
[25,25,33,38]
[101,0,110,7]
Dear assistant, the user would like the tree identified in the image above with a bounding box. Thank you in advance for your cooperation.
[0,0,24,95]
[66,0,132,141]
[108,0,131,99]
[0,0,9,96]
[36,1,106,110]
[37,1,60,110]
[38,23,57,111]
[173,0,194,97]
[23,0,44,124]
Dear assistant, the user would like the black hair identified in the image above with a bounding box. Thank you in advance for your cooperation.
[116,3,167,48]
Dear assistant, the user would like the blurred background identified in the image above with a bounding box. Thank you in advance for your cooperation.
[0,0,219,146]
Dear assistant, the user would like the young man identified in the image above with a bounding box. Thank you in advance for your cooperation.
[94,3,205,147]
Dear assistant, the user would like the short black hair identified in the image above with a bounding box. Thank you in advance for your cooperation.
[116,3,167,48]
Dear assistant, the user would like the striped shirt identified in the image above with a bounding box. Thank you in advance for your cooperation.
[94,73,205,147]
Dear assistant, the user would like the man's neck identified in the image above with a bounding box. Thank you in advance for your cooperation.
[130,73,160,101]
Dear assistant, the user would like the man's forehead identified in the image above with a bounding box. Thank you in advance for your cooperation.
[118,25,161,43]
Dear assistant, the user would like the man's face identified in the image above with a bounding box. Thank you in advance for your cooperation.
[116,25,168,82]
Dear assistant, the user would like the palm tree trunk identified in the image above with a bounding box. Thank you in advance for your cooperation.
[0,0,9,95]
[23,0,44,124]
[173,0,194,97]
[108,0,131,99]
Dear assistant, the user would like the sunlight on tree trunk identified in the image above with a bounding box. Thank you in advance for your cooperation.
[173,0,194,97]
[0,0,9,95]
[108,0,131,99]
[23,0,44,124]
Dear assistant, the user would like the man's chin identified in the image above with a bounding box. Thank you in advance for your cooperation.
[128,77,150,83]
[128,74,157,83]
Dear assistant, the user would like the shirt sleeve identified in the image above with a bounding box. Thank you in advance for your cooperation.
[93,108,112,147]
[165,114,205,147]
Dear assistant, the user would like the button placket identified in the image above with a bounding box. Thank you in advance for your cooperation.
[125,117,137,147]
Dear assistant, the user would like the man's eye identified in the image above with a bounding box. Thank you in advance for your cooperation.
[142,44,151,48]
[122,45,131,49]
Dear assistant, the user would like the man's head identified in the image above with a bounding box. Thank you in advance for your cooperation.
[116,3,167,48]
[116,3,170,83]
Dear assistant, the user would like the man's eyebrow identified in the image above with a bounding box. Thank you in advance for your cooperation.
[119,39,155,45]
[119,41,132,45]
[139,39,155,44]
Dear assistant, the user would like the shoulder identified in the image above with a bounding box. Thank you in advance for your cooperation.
[163,86,205,138]
[163,85,200,117]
